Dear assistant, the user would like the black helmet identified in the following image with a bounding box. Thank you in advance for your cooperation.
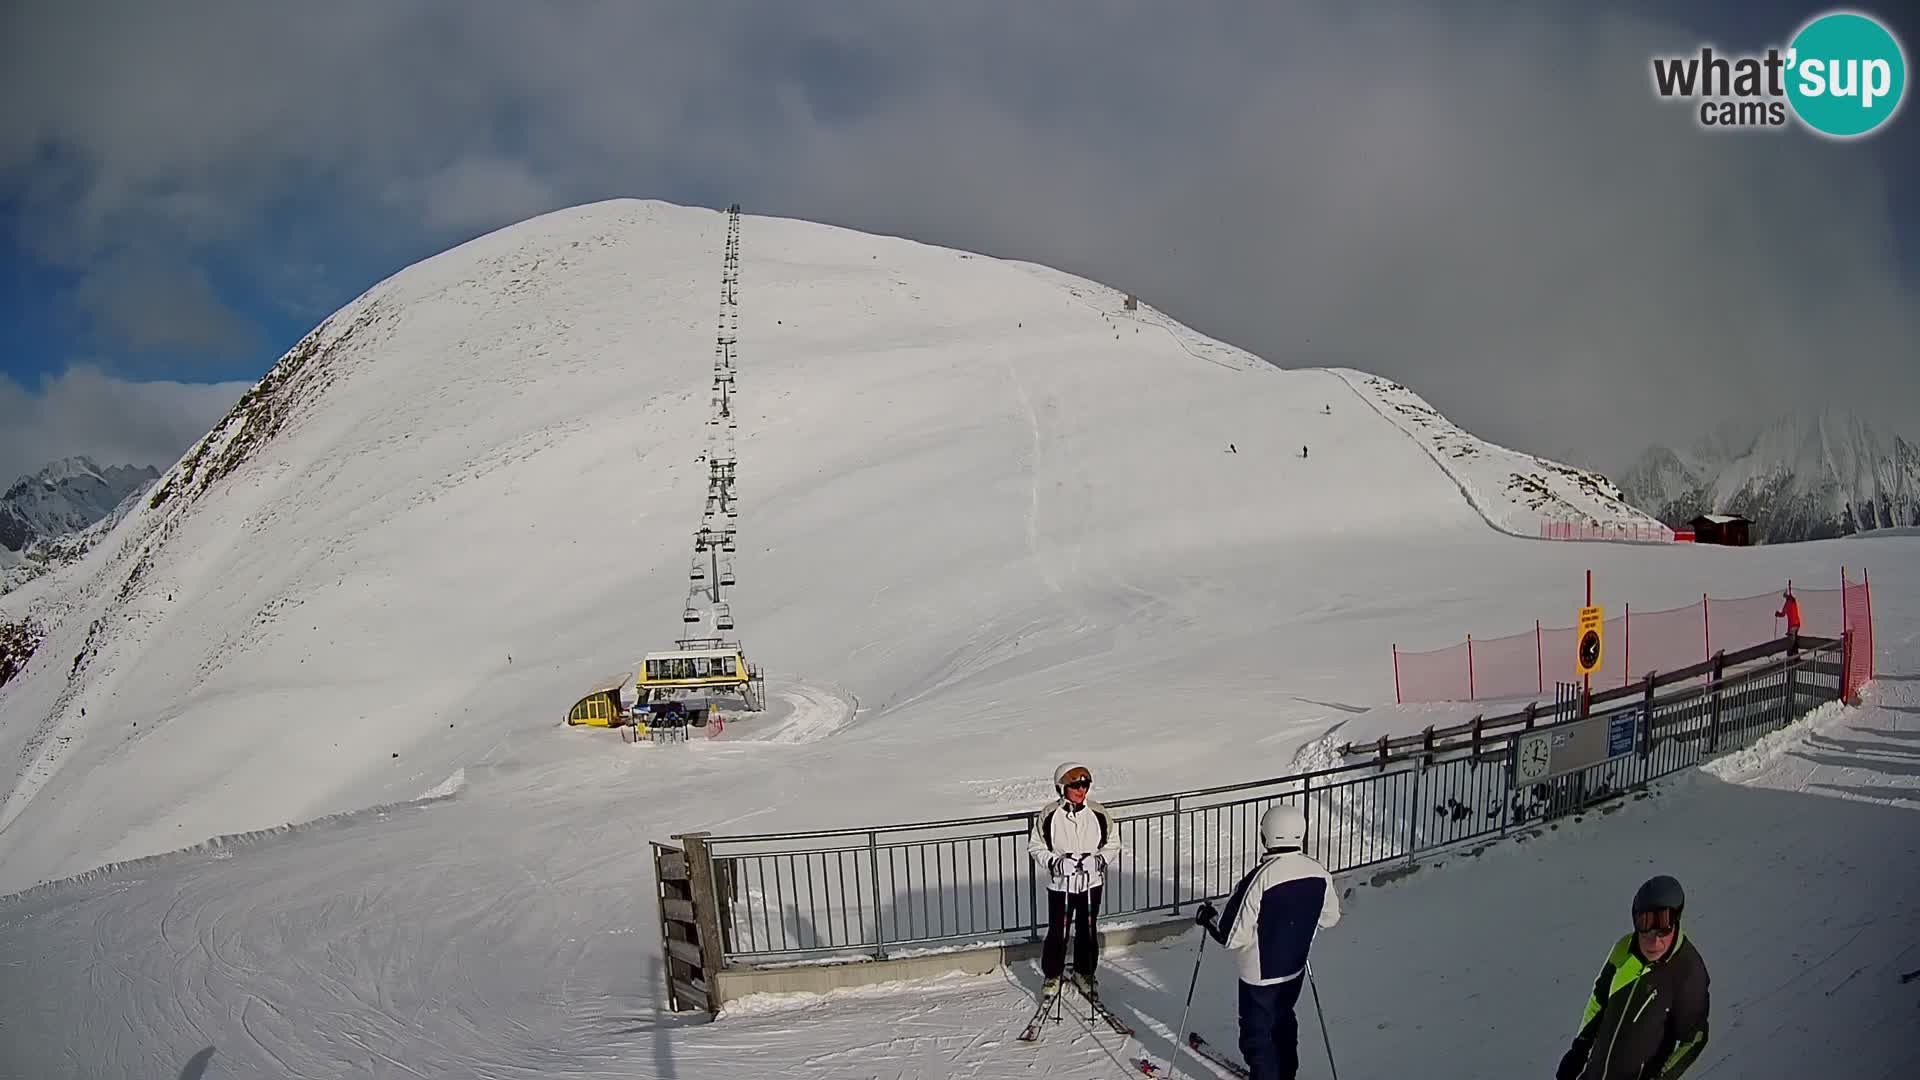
[1632,875,1685,920]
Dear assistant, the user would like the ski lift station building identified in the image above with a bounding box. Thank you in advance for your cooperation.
[637,643,765,711]
[565,672,632,727]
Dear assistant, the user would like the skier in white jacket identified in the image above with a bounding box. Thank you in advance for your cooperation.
[1194,803,1340,1080]
[1028,762,1122,994]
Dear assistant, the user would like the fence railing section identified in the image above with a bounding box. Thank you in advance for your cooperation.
[682,637,1847,967]
[1393,571,1861,704]
[1539,521,1675,543]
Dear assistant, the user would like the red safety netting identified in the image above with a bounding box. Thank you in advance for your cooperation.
[1539,521,1676,543]
[1393,571,1869,704]
[1394,640,1470,703]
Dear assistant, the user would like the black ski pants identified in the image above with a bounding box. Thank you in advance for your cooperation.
[1041,885,1102,978]
[1238,975,1305,1080]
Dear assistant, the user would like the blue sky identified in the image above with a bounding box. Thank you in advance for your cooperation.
[1,1,1914,483]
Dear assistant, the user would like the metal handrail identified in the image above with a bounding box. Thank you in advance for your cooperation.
[683,636,1842,965]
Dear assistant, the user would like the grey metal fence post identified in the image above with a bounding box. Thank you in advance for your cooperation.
[1707,651,1726,751]
[1172,795,1184,911]
[1406,754,1424,866]
[1785,651,1800,720]
[867,830,886,960]
[1027,814,1041,942]
[1499,736,1515,837]
[1299,774,1311,857]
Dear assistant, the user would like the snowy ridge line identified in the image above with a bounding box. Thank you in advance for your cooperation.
[1328,367,1664,540]
[0,771,467,905]
[1327,367,1516,537]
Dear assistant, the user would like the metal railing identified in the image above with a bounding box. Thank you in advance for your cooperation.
[689,637,1844,966]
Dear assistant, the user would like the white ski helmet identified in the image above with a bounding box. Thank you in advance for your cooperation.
[1260,804,1306,849]
[1053,761,1093,794]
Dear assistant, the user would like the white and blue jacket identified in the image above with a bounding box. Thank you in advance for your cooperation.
[1207,847,1341,986]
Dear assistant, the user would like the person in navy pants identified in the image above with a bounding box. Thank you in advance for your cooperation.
[1196,804,1341,1080]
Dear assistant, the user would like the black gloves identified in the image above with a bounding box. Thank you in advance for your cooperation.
[1195,901,1218,931]
[1555,1039,1590,1080]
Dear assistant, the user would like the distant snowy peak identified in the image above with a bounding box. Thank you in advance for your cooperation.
[1336,372,1668,537]
[0,456,160,553]
[1617,408,1920,542]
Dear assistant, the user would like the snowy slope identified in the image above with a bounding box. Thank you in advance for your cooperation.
[1619,407,1920,542]
[1340,372,1670,537]
[0,198,1912,1079]
[0,197,1656,893]
[0,557,1910,1079]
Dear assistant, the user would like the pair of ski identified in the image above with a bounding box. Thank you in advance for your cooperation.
[1018,979,1245,1079]
[1017,975,1133,1043]
[1136,1031,1248,1079]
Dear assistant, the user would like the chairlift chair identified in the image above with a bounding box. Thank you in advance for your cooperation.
[682,604,700,623]
[714,602,734,631]
[690,558,706,581]
[719,563,736,586]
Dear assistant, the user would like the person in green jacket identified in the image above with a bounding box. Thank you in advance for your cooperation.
[1557,875,1710,1080]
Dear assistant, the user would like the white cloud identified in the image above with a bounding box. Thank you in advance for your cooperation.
[0,365,249,485]
[1,2,1914,470]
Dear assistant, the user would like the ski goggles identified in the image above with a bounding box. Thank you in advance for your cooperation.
[1633,909,1678,935]
[1060,770,1092,789]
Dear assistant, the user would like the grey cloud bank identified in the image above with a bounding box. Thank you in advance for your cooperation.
[2,1,1912,474]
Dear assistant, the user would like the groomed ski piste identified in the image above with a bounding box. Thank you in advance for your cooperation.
[0,200,1913,1078]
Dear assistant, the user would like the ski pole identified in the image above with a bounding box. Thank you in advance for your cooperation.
[1162,926,1208,1080]
[1307,961,1339,1080]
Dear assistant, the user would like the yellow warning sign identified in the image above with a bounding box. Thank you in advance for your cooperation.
[1576,605,1604,675]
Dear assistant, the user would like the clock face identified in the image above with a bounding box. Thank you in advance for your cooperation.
[1579,629,1601,672]
[1517,733,1552,783]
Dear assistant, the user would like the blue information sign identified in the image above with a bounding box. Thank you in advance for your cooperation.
[1607,711,1637,758]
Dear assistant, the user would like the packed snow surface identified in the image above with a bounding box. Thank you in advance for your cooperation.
[0,200,1913,1078]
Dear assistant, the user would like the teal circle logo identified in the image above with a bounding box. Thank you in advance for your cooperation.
[1786,11,1907,137]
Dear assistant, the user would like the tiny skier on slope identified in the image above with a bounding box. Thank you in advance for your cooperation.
[1777,590,1802,654]
[1028,762,1121,996]
[1194,804,1340,1080]
[1556,875,1710,1080]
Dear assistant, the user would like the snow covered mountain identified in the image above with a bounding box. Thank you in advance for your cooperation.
[0,456,158,553]
[1343,374,1663,536]
[1,196,1620,889]
[0,198,1911,1080]
[1617,409,1920,543]
[0,457,162,597]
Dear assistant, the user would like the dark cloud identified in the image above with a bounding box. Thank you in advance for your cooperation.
[2,1,1914,471]
[0,365,249,486]
[69,251,263,360]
